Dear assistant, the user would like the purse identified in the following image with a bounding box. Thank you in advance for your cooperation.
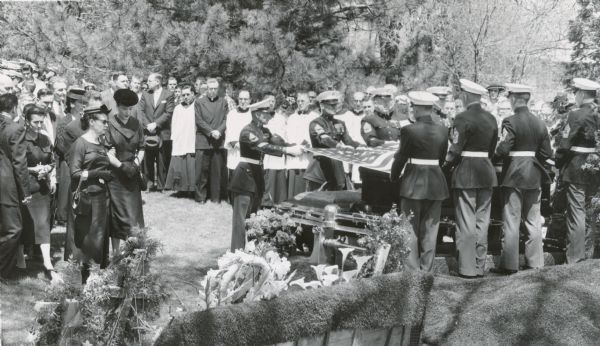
[71,175,91,215]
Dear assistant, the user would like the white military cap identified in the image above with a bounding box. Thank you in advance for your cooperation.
[571,78,600,91]
[365,86,376,94]
[505,83,534,94]
[395,94,410,105]
[426,86,450,96]
[316,90,341,103]
[249,98,273,112]
[459,79,487,95]
[408,91,439,106]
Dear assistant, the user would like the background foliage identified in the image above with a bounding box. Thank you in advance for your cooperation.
[0,0,576,99]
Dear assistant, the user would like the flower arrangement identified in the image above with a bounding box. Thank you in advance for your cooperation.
[357,207,413,274]
[34,228,168,346]
[198,241,296,310]
[245,209,302,256]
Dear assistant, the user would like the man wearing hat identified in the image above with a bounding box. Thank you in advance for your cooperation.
[426,86,451,125]
[391,91,449,271]
[361,87,401,147]
[54,87,87,225]
[555,78,600,263]
[444,78,498,278]
[305,90,361,191]
[228,99,302,251]
[490,84,552,275]
[485,84,506,118]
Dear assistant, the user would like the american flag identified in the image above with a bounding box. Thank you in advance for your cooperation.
[304,142,399,173]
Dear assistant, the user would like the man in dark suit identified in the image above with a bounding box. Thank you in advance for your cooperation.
[194,78,228,203]
[391,91,449,272]
[100,71,130,116]
[0,93,32,279]
[491,83,552,275]
[138,73,175,191]
[443,79,498,279]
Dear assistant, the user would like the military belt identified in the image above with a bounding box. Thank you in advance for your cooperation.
[509,151,535,157]
[461,151,488,158]
[239,157,261,165]
[571,146,596,153]
[408,158,439,165]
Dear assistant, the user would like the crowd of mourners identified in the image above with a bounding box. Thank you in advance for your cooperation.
[0,59,596,284]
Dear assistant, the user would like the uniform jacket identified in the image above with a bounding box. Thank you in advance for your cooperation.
[305,115,360,186]
[361,113,401,147]
[556,102,599,185]
[391,116,449,200]
[445,103,498,189]
[228,120,288,195]
[138,88,175,141]
[0,114,31,206]
[495,106,552,189]
[194,96,228,150]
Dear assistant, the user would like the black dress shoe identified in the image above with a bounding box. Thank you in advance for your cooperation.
[489,267,518,275]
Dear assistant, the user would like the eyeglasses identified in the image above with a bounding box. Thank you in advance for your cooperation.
[94,119,108,125]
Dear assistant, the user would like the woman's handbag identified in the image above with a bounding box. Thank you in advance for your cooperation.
[71,176,91,215]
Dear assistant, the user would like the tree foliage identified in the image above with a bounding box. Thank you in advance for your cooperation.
[567,0,600,81]
[0,0,573,99]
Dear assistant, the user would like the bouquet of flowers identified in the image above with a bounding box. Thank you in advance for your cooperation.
[245,209,302,256]
[198,242,296,310]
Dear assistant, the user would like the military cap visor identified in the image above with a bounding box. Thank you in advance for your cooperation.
[113,88,139,107]
[316,90,341,103]
[249,98,274,113]
[486,84,506,92]
[504,83,533,94]
[408,91,439,106]
[426,86,450,96]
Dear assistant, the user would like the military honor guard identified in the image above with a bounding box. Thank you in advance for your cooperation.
[555,78,600,263]
[391,91,449,272]
[305,91,361,191]
[444,79,498,278]
[426,86,451,125]
[491,83,552,275]
[228,99,303,251]
[361,88,402,146]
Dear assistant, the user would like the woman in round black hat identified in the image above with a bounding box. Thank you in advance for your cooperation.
[105,89,145,257]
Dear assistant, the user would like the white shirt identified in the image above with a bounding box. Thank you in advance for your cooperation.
[224,108,252,169]
[334,110,366,145]
[153,87,163,107]
[286,110,318,170]
[170,103,196,156]
[264,111,289,170]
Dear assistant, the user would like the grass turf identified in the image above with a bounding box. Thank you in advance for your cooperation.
[154,270,435,346]
[422,260,600,345]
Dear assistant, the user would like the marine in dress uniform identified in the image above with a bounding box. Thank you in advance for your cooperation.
[443,79,498,278]
[491,84,552,275]
[0,93,32,279]
[426,86,451,126]
[228,100,303,251]
[361,88,402,146]
[555,78,600,263]
[305,91,361,191]
[391,91,449,272]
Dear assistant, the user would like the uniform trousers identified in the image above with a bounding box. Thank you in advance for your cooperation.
[144,142,170,190]
[0,205,22,278]
[400,198,442,272]
[288,169,307,198]
[195,149,227,203]
[565,183,598,263]
[454,188,492,276]
[231,192,262,251]
[499,188,543,271]
[262,169,287,207]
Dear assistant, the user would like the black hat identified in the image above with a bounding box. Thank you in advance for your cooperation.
[113,89,139,107]
[83,105,109,116]
[67,87,86,101]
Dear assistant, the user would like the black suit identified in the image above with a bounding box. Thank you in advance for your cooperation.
[138,88,175,189]
[0,114,31,277]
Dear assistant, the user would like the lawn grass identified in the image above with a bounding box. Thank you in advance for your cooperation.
[0,191,232,345]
